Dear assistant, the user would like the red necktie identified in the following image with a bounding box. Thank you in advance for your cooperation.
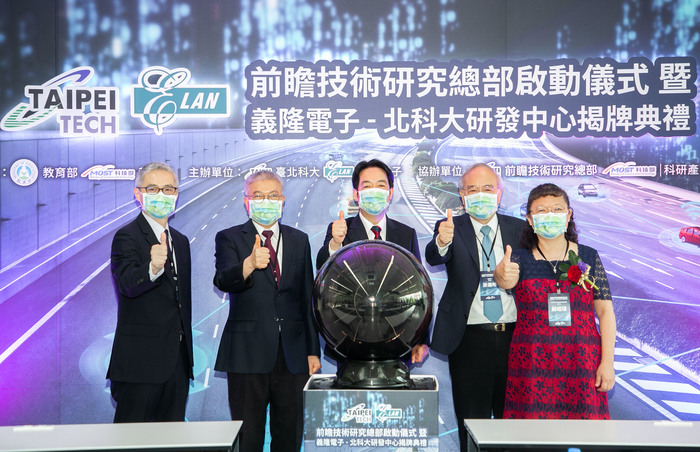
[371,225,381,240]
[262,230,280,286]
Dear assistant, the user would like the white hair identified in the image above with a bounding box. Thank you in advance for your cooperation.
[135,162,178,187]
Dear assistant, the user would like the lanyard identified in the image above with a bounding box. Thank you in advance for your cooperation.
[536,240,570,292]
[476,223,500,271]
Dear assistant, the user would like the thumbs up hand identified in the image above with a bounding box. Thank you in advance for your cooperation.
[249,234,271,270]
[330,209,347,251]
[436,209,454,247]
[151,231,168,274]
[494,245,520,289]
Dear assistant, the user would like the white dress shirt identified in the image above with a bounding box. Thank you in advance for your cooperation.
[437,214,517,324]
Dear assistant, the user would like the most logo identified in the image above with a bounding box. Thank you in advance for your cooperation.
[131,67,230,135]
[602,161,657,177]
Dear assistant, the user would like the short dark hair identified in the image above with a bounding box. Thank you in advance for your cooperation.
[520,183,579,249]
[352,159,394,189]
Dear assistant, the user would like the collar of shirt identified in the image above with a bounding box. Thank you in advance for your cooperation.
[142,211,169,246]
[252,221,283,274]
[466,212,517,324]
[252,221,280,240]
[358,213,387,240]
[469,214,499,241]
[142,211,177,275]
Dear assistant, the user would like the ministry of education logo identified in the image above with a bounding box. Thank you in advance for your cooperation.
[10,159,39,186]
[131,66,230,135]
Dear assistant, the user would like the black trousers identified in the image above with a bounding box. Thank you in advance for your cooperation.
[227,340,309,452]
[111,339,190,423]
[448,324,514,452]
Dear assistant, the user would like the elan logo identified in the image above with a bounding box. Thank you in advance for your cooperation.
[131,66,229,135]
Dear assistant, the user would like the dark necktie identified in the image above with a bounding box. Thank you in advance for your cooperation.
[164,229,180,305]
[370,225,381,240]
[262,230,280,286]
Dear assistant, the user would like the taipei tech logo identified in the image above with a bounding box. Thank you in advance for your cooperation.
[0,67,119,136]
[131,66,230,135]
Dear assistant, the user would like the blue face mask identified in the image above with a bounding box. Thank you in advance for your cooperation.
[248,199,283,226]
[463,192,498,220]
[532,212,568,239]
[142,193,177,219]
[358,188,390,216]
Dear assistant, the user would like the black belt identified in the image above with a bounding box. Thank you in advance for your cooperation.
[467,322,515,332]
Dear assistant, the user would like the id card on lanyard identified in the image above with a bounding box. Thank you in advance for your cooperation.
[547,292,571,326]
[480,271,502,305]
[537,242,572,327]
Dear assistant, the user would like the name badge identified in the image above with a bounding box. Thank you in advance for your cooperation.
[480,271,502,304]
[548,292,571,327]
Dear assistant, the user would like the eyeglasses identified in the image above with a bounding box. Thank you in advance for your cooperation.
[138,185,178,195]
[531,206,569,215]
[460,184,500,195]
[247,192,282,203]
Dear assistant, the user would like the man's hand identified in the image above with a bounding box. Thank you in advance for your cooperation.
[410,344,429,363]
[249,234,270,269]
[243,235,271,279]
[151,231,168,274]
[329,210,347,251]
[436,209,454,247]
[308,355,321,375]
[494,245,519,289]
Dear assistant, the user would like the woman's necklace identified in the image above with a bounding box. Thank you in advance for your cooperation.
[536,240,570,292]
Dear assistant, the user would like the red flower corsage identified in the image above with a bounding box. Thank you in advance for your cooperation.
[558,250,598,291]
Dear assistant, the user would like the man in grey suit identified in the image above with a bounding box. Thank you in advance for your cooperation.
[214,170,321,452]
[425,163,525,451]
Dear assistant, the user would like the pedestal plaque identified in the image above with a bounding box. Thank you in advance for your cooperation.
[304,374,439,451]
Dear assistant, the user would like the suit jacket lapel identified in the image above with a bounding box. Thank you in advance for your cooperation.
[497,214,520,248]
[136,213,177,291]
[279,224,292,288]
[455,214,479,268]
[345,215,368,244]
[136,213,159,247]
[385,216,400,244]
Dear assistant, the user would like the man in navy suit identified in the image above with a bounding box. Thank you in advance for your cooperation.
[317,159,428,364]
[108,161,193,423]
[425,163,525,451]
[214,170,321,452]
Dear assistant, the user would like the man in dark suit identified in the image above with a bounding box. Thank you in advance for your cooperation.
[214,170,321,452]
[108,161,193,423]
[425,163,525,451]
[316,159,427,364]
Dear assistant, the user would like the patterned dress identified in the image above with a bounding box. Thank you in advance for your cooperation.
[503,244,611,419]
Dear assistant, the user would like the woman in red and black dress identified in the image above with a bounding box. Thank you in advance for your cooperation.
[494,183,616,419]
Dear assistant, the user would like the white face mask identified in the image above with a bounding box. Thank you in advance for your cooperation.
[463,192,499,220]
[531,212,568,239]
[248,199,283,225]
[358,188,391,215]
[142,192,177,219]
